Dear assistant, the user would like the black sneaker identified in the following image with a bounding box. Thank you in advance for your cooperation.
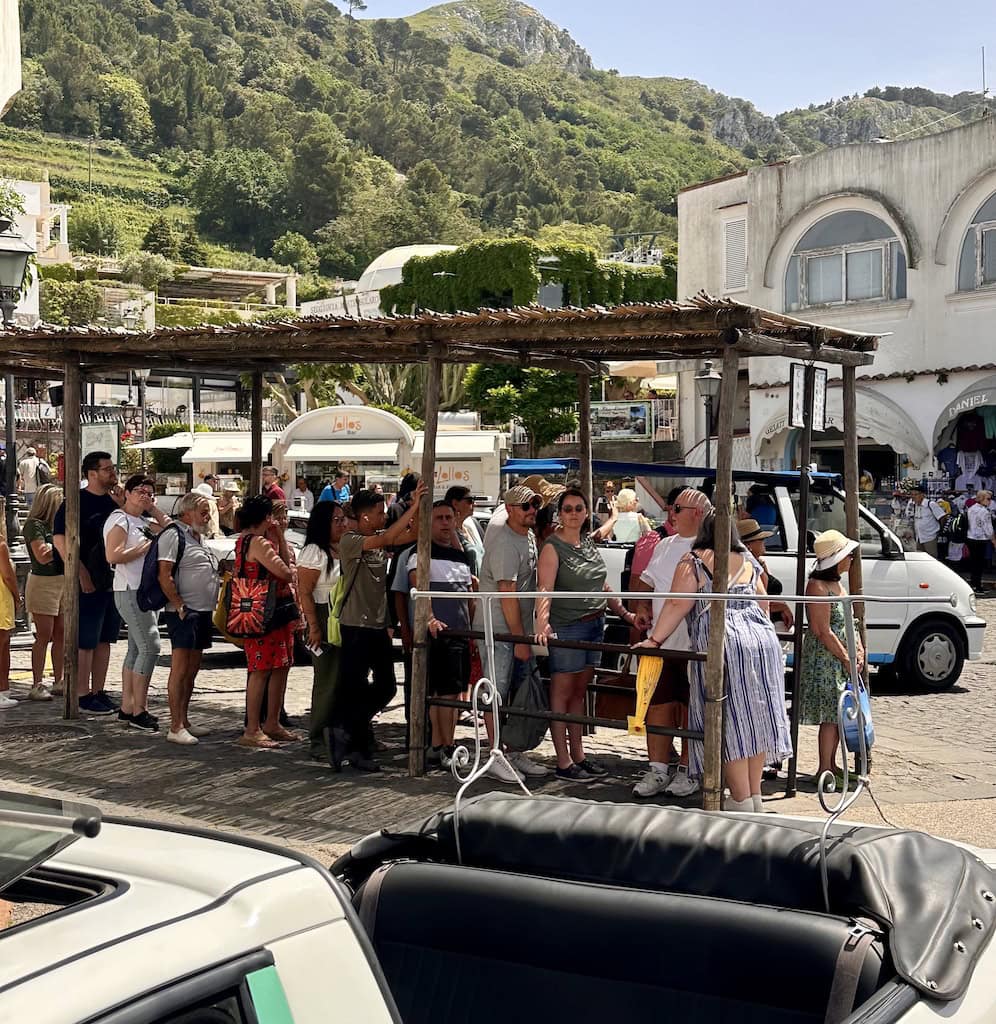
[556,763,594,782]
[426,746,443,766]
[324,726,349,772]
[117,710,134,726]
[129,710,159,733]
[574,758,608,777]
[348,753,381,773]
[94,691,117,712]
[79,693,114,716]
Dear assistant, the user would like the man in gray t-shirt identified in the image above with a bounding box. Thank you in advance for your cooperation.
[475,485,549,783]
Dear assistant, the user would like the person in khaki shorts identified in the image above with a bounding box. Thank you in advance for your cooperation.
[22,484,65,701]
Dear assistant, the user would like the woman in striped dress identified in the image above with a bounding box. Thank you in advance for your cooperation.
[638,509,792,812]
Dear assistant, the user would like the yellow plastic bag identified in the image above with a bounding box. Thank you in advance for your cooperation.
[212,572,244,649]
[627,652,663,735]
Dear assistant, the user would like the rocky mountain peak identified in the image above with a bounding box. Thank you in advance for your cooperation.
[412,1,593,74]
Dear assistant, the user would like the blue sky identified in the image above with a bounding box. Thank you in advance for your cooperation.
[356,1,992,114]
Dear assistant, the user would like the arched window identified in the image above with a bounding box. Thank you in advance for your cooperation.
[784,211,907,311]
[957,192,996,291]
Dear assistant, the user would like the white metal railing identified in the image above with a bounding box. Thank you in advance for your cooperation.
[411,586,951,853]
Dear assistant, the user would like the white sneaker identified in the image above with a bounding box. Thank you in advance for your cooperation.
[506,751,551,778]
[185,723,211,738]
[723,795,754,812]
[665,767,700,798]
[27,683,52,702]
[0,692,18,710]
[166,728,199,746]
[632,767,669,798]
[487,758,526,784]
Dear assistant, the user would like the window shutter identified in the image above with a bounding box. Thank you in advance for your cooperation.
[724,218,747,291]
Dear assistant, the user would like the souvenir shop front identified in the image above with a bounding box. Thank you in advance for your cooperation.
[931,374,996,495]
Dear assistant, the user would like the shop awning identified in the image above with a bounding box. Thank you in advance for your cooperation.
[283,440,400,462]
[131,431,194,450]
[181,433,278,463]
[412,433,503,458]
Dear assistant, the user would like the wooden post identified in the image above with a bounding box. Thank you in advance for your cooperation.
[63,359,82,721]
[577,373,593,508]
[786,363,816,796]
[701,345,739,810]
[250,371,263,495]
[842,365,867,667]
[409,345,443,777]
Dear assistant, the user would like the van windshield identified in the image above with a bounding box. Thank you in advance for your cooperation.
[789,490,898,557]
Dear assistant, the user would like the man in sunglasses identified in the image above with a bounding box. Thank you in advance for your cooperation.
[629,487,712,799]
[474,484,550,784]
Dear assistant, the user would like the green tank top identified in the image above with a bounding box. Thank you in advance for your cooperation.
[546,533,608,626]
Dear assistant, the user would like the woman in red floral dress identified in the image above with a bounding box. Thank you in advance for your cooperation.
[236,495,297,748]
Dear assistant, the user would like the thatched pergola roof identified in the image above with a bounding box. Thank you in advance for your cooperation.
[0,295,878,376]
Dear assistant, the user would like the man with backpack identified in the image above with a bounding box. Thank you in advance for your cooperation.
[911,487,946,558]
[155,492,220,746]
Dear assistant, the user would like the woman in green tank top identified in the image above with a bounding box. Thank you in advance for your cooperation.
[535,488,640,782]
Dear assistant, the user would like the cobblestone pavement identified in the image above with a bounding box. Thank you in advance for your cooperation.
[2,595,996,862]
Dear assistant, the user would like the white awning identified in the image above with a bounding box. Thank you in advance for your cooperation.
[283,440,400,462]
[131,431,193,450]
[411,433,503,458]
[181,433,278,463]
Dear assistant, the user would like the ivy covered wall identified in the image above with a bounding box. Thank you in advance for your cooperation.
[380,237,676,314]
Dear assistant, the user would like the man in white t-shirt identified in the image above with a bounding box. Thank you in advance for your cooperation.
[911,488,945,558]
[18,447,40,503]
[630,488,712,799]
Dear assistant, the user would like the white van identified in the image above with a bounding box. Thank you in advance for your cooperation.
[538,464,988,692]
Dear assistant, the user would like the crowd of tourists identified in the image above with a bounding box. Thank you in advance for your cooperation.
[0,455,868,807]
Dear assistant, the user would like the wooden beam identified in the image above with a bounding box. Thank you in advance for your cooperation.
[62,359,81,721]
[409,346,444,777]
[786,363,816,796]
[250,372,263,495]
[735,332,875,366]
[701,344,740,811]
[842,365,867,668]
[577,373,593,509]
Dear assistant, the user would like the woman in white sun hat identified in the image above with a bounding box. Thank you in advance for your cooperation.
[800,529,865,787]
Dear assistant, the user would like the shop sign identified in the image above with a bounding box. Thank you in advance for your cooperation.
[787,363,827,431]
[432,461,481,496]
[81,421,119,465]
[591,401,651,441]
[944,391,989,425]
[329,411,365,436]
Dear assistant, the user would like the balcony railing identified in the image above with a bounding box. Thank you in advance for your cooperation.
[1,403,292,436]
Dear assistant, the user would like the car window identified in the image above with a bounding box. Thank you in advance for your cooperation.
[789,491,885,556]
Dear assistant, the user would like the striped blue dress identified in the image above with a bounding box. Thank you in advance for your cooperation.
[685,553,793,777]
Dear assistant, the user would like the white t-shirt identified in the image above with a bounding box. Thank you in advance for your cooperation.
[103,510,151,591]
[297,543,340,604]
[913,499,945,543]
[967,502,994,541]
[640,533,695,651]
[18,456,39,491]
[295,487,315,512]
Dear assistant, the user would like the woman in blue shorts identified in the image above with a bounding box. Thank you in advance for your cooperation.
[535,488,638,781]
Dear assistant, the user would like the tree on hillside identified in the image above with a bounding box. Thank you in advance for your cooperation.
[121,251,176,291]
[142,215,179,259]
[464,364,578,458]
[347,0,368,17]
[272,232,319,274]
[284,117,354,236]
[191,148,287,253]
[178,227,209,266]
[97,73,155,151]
[69,202,124,256]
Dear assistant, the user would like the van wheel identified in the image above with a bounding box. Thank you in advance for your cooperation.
[898,619,964,691]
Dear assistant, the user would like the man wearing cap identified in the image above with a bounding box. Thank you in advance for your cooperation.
[911,487,946,557]
[475,483,550,784]
[18,446,41,504]
[485,476,562,543]
[630,488,712,798]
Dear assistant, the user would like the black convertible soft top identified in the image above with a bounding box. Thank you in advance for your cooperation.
[335,794,996,1002]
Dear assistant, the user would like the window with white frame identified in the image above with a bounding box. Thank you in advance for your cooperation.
[723,218,747,291]
[784,211,906,312]
[957,192,996,291]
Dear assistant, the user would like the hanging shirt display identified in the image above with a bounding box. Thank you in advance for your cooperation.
[956,451,985,493]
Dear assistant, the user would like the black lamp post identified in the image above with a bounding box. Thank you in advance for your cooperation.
[694,359,723,470]
[0,224,33,541]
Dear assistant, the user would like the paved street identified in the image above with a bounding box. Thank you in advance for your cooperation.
[2,595,996,863]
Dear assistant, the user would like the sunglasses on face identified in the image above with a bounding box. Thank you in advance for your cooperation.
[517,498,542,511]
[560,503,586,514]
[672,504,701,515]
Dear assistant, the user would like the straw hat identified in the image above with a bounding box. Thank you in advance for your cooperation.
[504,484,540,507]
[519,475,564,508]
[222,480,242,493]
[737,518,774,543]
[812,529,859,571]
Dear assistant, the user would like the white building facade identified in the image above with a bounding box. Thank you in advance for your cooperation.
[677,117,996,491]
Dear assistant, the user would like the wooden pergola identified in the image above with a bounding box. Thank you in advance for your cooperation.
[0,296,879,809]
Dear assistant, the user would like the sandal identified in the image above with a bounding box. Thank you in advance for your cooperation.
[236,731,279,749]
[264,726,302,743]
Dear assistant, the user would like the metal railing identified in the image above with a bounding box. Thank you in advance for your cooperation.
[411,587,953,818]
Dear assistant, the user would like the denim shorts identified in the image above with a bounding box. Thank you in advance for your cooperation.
[548,615,605,675]
[164,608,214,651]
[79,590,121,651]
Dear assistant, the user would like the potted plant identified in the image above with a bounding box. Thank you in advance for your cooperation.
[0,180,25,234]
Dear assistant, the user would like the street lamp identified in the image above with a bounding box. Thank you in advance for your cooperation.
[694,359,722,470]
[0,224,34,541]
[134,367,151,469]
